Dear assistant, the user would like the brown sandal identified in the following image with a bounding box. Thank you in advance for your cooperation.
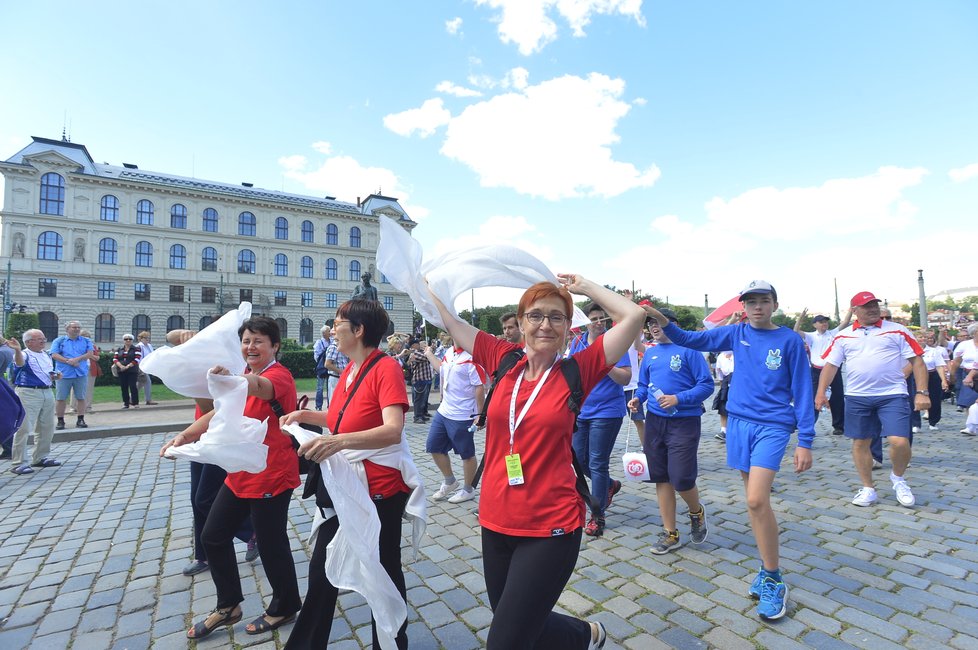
[187,605,242,639]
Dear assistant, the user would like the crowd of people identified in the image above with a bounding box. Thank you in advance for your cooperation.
[3,280,975,648]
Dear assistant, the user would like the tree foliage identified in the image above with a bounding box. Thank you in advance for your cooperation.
[4,312,39,341]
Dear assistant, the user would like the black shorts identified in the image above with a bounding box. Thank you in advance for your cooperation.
[643,414,702,492]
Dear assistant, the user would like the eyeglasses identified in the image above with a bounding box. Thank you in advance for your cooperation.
[524,312,568,326]
[333,319,350,328]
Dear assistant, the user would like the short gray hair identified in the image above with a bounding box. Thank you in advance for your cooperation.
[321,326,330,335]
[968,323,978,337]
[22,328,43,343]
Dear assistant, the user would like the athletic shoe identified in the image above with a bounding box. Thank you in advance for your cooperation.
[911,426,920,433]
[56,420,66,430]
[76,418,88,429]
[928,425,939,431]
[606,480,622,509]
[757,575,789,620]
[851,487,878,507]
[962,428,977,436]
[893,480,915,507]
[182,560,209,576]
[748,568,763,599]
[245,535,259,562]
[872,459,883,470]
[715,431,726,442]
[832,428,845,436]
[447,488,475,504]
[587,621,607,649]
[584,517,605,537]
[432,480,459,501]
[688,505,708,544]
[650,530,682,554]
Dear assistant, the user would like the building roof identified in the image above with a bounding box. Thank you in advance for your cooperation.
[4,136,414,220]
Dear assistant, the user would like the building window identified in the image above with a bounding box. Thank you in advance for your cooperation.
[98,281,116,300]
[39,311,59,340]
[237,249,256,274]
[238,211,256,236]
[202,207,218,232]
[135,283,151,301]
[169,244,187,269]
[301,220,314,243]
[383,296,394,311]
[325,293,337,309]
[301,291,312,308]
[135,241,153,267]
[40,173,65,215]
[201,287,216,303]
[36,231,63,261]
[98,238,118,265]
[274,290,287,306]
[95,313,115,343]
[240,288,253,303]
[326,223,338,245]
[202,247,218,272]
[300,256,313,279]
[300,318,313,345]
[199,315,213,330]
[100,195,119,221]
[39,278,57,297]
[169,285,185,302]
[350,226,361,248]
[349,260,361,282]
[275,217,289,240]
[132,315,151,335]
[325,258,338,280]
[136,199,154,225]
[170,203,188,229]
[167,315,185,331]
[274,253,288,276]
[275,318,289,339]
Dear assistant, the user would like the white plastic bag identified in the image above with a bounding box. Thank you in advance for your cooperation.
[621,419,650,481]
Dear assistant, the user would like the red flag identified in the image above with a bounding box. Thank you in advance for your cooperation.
[703,295,744,329]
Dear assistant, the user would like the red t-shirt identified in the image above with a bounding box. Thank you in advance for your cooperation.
[472,331,611,537]
[326,349,410,499]
[225,362,300,498]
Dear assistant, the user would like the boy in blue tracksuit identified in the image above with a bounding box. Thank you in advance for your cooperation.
[628,308,714,555]
[643,280,814,622]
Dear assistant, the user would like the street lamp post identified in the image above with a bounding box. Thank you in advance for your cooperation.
[187,289,192,327]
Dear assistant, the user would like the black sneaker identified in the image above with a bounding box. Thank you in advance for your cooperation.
[689,505,708,544]
[182,560,210,576]
[650,529,683,555]
[56,419,66,430]
[715,431,725,442]
[607,480,622,510]
[832,428,844,435]
[76,418,88,429]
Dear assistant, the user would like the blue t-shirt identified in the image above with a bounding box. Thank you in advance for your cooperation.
[51,336,94,378]
[568,332,630,419]
[663,322,815,447]
[636,342,714,418]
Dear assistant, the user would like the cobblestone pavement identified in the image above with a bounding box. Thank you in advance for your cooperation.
[1,394,976,649]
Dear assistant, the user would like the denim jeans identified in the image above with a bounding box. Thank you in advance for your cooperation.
[315,375,327,410]
[572,417,624,517]
[412,380,431,421]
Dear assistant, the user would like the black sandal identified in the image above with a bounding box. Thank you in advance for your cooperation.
[187,605,242,639]
[246,612,296,635]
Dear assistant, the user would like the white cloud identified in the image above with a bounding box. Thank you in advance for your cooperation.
[949,162,978,182]
[277,154,306,171]
[474,0,645,55]
[382,98,452,138]
[633,97,647,106]
[446,17,463,35]
[435,81,482,98]
[436,72,659,199]
[311,141,332,154]
[502,67,529,90]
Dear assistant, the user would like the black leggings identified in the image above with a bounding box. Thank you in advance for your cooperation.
[482,527,590,649]
[201,485,301,616]
[285,491,409,649]
[189,462,254,562]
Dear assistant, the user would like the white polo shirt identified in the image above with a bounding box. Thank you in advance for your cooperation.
[436,348,488,421]
[921,345,948,372]
[823,319,923,397]
[801,328,839,368]
[952,340,978,371]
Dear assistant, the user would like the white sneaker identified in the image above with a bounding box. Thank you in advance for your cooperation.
[851,487,878,507]
[447,488,476,503]
[432,480,459,501]
[928,425,939,431]
[911,426,920,433]
[893,480,915,507]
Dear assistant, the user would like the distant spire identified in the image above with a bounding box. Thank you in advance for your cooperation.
[62,111,68,142]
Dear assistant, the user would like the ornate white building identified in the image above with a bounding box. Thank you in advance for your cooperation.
[0,136,415,345]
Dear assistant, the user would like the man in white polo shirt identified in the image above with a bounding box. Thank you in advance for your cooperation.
[816,291,929,508]
[794,308,852,435]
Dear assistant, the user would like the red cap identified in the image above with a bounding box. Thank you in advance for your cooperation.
[850,291,880,307]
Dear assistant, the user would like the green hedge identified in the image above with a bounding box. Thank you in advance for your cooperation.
[94,349,318,386]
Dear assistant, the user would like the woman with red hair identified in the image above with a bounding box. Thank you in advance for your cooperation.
[430,274,644,649]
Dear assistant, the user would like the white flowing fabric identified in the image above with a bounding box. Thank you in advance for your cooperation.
[376,216,589,329]
[285,424,427,650]
[139,303,252,398]
[163,372,269,474]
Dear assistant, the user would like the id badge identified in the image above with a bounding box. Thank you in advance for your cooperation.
[505,453,524,486]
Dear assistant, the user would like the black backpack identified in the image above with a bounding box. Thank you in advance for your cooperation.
[471,350,599,512]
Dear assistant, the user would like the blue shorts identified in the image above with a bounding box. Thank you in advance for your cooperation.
[55,376,88,401]
[726,417,791,473]
[624,389,644,421]
[643,414,701,491]
[845,395,910,439]
[425,412,476,459]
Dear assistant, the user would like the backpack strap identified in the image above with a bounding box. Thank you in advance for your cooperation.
[471,348,525,489]
[560,358,602,513]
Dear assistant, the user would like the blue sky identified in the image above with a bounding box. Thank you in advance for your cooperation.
[3,1,977,315]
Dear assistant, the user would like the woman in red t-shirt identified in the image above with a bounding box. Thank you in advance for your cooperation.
[280,299,411,650]
[162,316,301,640]
[430,274,645,650]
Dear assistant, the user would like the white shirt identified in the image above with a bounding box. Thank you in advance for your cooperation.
[952,340,978,371]
[625,347,640,391]
[921,345,948,372]
[436,348,487,421]
[716,351,735,379]
[824,320,922,397]
[15,348,55,387]
[801,328,839,368]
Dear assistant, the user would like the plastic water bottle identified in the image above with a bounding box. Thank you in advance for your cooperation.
[649,381,678,415]
[822,386,831,411]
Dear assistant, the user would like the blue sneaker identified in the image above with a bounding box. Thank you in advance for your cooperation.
[748,568,763,599]
[756,575,788,620]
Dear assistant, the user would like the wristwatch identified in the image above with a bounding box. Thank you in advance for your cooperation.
[915,390,928,395]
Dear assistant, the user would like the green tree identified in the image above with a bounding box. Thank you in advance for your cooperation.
[908,302,920,327]
[4,312,39,341]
